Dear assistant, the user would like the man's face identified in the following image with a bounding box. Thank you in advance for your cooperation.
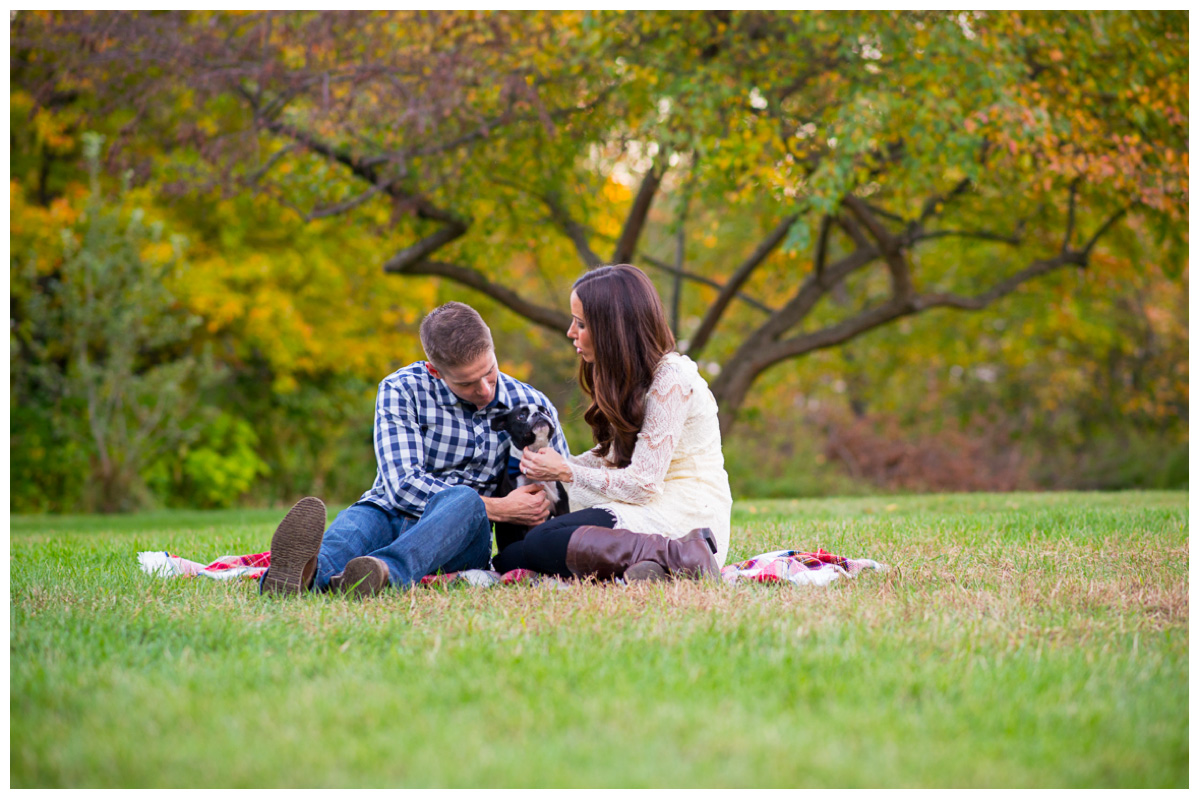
[427,350,499,409]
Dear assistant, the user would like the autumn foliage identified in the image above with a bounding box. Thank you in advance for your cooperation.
[9,11,1188,511]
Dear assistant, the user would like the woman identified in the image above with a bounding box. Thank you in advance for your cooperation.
[492,264,733,582]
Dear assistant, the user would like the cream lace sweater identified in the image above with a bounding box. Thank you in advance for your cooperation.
[566,353,734,566]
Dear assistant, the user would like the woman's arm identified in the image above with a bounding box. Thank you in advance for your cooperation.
[569,449,605,469]
[566,366,693,505]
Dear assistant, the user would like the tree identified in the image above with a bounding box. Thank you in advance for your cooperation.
[11,133,223,511]
[13,11,1188,433]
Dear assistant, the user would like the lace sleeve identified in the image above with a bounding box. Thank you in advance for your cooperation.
[569,449,606,469]
[568,361,692,505]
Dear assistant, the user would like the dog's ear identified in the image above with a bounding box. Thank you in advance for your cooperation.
[490,414,508,431]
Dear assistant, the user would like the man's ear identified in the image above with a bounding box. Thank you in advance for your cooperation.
[425,362,441,380]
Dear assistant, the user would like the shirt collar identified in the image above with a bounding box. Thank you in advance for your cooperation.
[492,375,512,411]
[427,362,511,412]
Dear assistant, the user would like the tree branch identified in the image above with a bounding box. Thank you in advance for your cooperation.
[916,178,972,226]
[762,295,915,363]
[835,213,872,250]
[913,228,1023,245]
[1063,177,1082,253]
[381,218,470,271]
[539,189,603,268]
[912,251,1088,312]
[688,213,800,357]
[637,253,775,314]
[754,242,880,343]
[813,214,833,277]
[244,143,299,185]
[250,87,475,231]
[248,92,390,188]
[861,201,905,224]
[843,195,897,248]
[1082,206,1131,256]
[612,161,664,264]
[767,239,1084,365]
[487,174,603,268]
[367,83,617,166]
[844,194,912,299]
[306,178,393,221]
[386,259,571,332]
[670,175,695,337]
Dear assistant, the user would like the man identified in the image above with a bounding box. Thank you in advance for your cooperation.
[261,301,570,597]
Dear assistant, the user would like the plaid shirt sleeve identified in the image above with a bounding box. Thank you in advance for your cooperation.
[373,377,454,517]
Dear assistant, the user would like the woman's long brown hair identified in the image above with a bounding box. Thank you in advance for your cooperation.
[573,264,676,468]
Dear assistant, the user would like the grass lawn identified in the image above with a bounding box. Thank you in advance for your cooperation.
[10,491,1188,788]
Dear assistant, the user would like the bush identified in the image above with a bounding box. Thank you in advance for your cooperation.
[10,133,222,512]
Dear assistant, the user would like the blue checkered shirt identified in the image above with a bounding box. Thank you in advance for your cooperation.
[358,361,571,518]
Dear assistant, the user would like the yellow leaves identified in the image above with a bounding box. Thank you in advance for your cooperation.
[942,166,966,184]
[499,359,533,380]
[272,374,300,395]
[33,107,75,152]
[10,178,87,262]
[141,240,176,266]
[10,90,35,114]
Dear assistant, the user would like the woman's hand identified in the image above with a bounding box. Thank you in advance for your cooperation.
[520,447,572,483]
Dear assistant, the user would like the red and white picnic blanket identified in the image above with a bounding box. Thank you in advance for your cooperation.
[719,549,884,587]
[138,550,271,580]
[136,550,546,586]
[138,547,884,588]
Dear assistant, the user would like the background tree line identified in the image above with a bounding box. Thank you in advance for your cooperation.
[10,10,1188,513]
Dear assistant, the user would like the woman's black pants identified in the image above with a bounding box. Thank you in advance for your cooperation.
[492,508,616,578]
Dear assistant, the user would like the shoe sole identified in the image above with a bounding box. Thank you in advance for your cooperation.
[261,497,326,595]
[341,556,389,598]
[625,561,668,583]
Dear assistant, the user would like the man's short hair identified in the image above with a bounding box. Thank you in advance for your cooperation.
[419,302,494,369]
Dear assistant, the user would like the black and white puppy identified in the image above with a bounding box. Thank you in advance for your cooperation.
[490,403,571,552]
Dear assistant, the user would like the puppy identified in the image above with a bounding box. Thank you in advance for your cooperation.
[490,403,571,552]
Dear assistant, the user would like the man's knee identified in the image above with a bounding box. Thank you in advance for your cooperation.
[324,502,389,542]
[428,485,486,518]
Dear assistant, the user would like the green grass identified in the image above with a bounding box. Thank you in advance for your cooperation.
[10,491,1188,788]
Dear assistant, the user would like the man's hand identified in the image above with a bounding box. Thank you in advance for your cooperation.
[481,483,553,527]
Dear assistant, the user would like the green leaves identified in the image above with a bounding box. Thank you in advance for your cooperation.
[12,135,224,512]
[781,217,812,256]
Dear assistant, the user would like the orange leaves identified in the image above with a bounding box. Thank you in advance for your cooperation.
[9,179,88,265]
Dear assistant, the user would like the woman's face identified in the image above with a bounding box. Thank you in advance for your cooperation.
[567,291,594,363]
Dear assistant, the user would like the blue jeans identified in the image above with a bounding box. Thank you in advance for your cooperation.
[313,486,492,590]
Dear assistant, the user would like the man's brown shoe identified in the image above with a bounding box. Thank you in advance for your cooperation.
[333,556,390,598]
[260,497,326,595]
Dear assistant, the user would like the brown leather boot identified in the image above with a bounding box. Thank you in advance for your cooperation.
[261,497,326,595]
[565,526,720,582]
